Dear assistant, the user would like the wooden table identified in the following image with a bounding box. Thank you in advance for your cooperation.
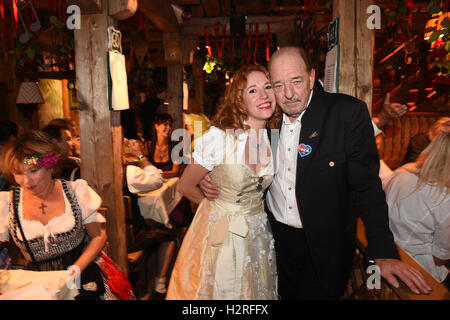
[137,177,183,229]
[356,218,450,300]
[0,269,79,300]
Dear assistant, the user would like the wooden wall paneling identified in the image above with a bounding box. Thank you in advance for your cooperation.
[418,116,429,133]
[410,115,419,137]
[74,1,128,274]
[391,119,402,163]
[181,15,298,35]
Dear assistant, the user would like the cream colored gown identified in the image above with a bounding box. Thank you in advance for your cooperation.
[166,127,277,300]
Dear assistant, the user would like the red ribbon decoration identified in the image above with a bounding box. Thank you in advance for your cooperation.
[407,0,413,24]
[266,23,271,61]
[217,24,226,58]
[12,0,18,29]
[0,0,5,19]
[214,23,219,57]
[205,26,213,58]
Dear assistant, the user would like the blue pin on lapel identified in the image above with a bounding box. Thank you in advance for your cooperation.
[297,144,312,158]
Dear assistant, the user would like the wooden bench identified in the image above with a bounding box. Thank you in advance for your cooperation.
[377,112,450,169]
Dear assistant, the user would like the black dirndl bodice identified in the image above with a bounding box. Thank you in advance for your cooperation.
[9,180,87,271]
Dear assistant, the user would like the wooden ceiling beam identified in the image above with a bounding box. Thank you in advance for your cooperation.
[182,15,300,35]
[172,0,201,5]
[65,0,102,14]
[200,0,222,17]
[138,0,180,32]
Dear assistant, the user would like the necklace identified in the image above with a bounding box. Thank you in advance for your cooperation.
[248,137,265,164]
[156,143,169,160]
[34,180,55,215]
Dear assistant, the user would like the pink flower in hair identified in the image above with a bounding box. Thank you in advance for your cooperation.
[37,152,60,169]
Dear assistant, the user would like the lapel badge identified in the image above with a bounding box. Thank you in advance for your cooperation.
[297,144,312,158]
[309,131,319,139]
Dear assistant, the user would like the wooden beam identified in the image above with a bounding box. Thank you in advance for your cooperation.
[332,0,373,114]
[201,0,221,17]
[163,32,182,65]
[182,15,299,35]
[355,0,373,114]
[192,55,204,113]
[333,0,356,97]
[167,64,183,129]
[138,0,180,32]
[164,33,183,129]
[74,1,128,274]
[108,0,138,20]
[172,0,201,5]
[67,0,102,14]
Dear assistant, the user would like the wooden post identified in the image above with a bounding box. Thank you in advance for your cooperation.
[164,33,183,129]
[192,55,204,114]
[355,0,374,114]
[333,0,356,98]
[61,79,71,119]
[74,0,128,274]
[333,0,373,114]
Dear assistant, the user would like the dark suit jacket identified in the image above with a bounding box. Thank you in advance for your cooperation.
[267,89,399,297]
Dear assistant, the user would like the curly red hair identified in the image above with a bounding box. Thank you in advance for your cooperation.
[211,64,282,130]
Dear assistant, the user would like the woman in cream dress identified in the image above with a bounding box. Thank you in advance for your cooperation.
[166,65,280,300]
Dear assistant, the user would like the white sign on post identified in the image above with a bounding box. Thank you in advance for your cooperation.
[107,27,129,111]
[323,45,339,93]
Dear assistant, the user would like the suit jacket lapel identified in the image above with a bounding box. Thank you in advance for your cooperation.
[296,89,327,181]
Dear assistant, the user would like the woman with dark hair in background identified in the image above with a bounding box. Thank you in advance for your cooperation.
[129,113,192,299]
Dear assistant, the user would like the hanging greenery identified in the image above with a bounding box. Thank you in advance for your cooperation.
[425,3,449,84]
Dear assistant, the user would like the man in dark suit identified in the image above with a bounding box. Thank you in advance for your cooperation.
[265,46,430,299]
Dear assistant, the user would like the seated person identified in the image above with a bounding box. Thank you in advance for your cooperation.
[126,135,192,300]
[42,124,80,181]
[48,118,81,157]
[402,117,450,165]
[383,121,450,289]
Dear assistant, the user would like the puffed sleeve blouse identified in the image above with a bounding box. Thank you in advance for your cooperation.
[0,179,106,244]
[192,125,266,171]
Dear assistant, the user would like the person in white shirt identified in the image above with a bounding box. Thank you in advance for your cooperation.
[383,121,450,289]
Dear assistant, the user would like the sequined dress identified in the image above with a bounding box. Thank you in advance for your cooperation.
[166,127,278,300]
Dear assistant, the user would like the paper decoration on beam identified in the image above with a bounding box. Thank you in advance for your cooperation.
[107,27,129,111]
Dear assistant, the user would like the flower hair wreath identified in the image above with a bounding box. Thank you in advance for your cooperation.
[23,152,60,169]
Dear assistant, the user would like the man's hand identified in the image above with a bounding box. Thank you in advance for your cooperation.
[374,93,408,129]
[375,258,432,294]
[198,173,220,201]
